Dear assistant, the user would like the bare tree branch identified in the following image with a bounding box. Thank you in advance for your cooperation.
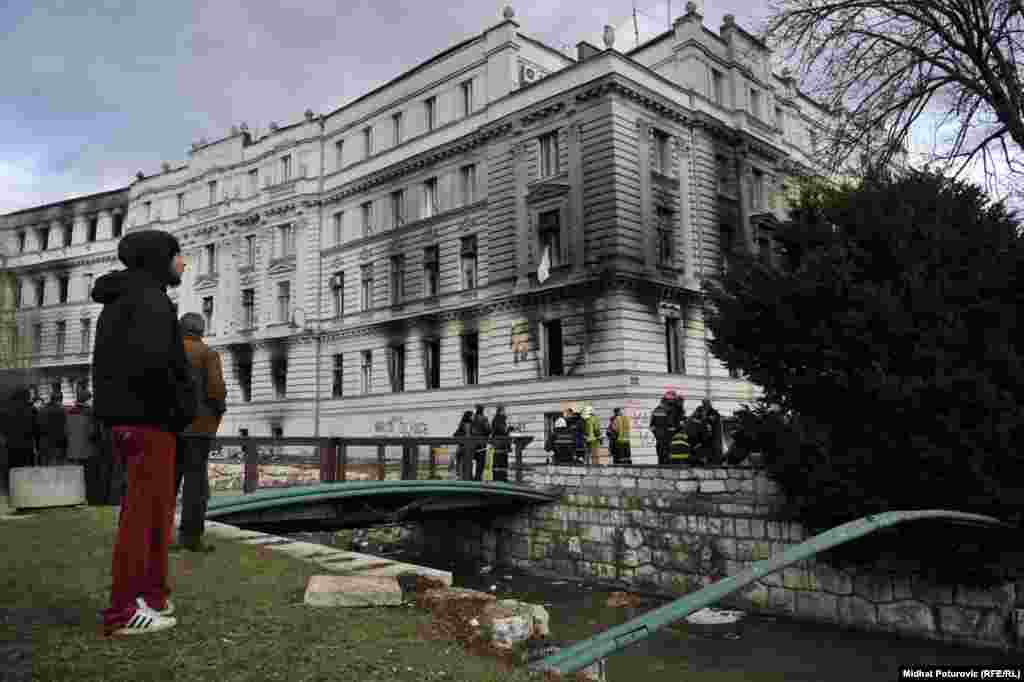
[761,0,1024,193]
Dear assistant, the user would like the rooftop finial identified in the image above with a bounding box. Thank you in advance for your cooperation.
[502,5,515,20]
[304,108,315,121]
[685,0,697,13]
[723,14,735,27]
[603,24,615,50]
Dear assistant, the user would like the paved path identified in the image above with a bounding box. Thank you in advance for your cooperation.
[173,511,453,585]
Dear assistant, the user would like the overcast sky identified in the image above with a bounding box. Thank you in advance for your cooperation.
[1,0,765,215]
[8,0,1010,218]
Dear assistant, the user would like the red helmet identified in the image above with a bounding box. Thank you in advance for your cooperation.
[664,390,678,400]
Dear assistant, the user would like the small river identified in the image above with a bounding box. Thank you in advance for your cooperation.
[288,529,1023,680]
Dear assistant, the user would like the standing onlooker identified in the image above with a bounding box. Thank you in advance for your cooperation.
[92,229,195,636]
[564,406,585,464]
[650,392,676,466]
[580,405,602,466]
[490,404,513,482]
[37,392,68,466]
[174,312,227,553]
[452,411,474,479]
[469,404,491,481]
[550,416,575,465]
[1,388,37,488]
[608,407,633,465]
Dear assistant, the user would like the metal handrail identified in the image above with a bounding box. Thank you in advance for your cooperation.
[183,433,534,490]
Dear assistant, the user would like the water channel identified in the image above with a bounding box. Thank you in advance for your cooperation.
[284,526,1022,680]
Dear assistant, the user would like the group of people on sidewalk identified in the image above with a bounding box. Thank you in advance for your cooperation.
[649,390,725,466]
[451,403,517,481]
[545,404,633,466]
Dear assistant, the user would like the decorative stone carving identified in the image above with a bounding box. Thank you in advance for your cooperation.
[304,109,315,121]
[502,5,515,20]
[269,122,279,132]
[161,162,171,172]
[135,171,145,181]
[602,25,615,50]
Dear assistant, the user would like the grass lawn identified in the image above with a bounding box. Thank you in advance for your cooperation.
[0,505,540,682]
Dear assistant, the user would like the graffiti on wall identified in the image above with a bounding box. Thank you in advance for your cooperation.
[373,415,429,436]
[510,320,531,363]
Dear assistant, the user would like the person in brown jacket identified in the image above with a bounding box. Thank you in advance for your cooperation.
[174,312,226,552]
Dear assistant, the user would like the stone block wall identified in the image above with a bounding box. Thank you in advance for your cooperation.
[419,465,1023,651]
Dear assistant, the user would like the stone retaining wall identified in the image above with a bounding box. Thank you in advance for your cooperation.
[418,465,1023,651]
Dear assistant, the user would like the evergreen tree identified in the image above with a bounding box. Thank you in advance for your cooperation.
[704,169,1024,532]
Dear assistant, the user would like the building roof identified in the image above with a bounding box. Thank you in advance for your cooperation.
[1,186,130,219]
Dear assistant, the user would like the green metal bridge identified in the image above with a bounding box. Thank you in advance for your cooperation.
[206,479,559,533]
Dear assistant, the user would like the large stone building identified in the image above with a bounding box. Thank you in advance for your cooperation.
[1,4,831,462]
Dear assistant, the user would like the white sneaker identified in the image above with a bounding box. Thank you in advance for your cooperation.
[137,596,175,617]
[112,609,176,635]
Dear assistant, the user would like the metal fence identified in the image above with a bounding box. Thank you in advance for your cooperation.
[181,433,535,494]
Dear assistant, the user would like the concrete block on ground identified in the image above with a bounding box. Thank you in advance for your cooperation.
[304,575,403,607]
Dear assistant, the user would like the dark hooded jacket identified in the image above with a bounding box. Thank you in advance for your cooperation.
[90,230,196,432]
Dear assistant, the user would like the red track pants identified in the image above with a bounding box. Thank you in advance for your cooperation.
[102,425,176,634]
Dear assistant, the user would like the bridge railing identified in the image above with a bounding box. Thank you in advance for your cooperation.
[180,434,535,494]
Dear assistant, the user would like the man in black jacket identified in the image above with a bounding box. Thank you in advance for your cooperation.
[470,404,491,480]
[92,229,195,636]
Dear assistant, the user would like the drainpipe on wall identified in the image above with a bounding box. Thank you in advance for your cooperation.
[313,114,326,438]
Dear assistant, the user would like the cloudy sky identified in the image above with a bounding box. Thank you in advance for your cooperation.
[7,0,1009,217]
[1,0,764,215]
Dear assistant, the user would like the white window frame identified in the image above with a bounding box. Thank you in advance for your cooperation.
[652,129,671,175]
[422,178,438,218]
[460,164,476,205]
[55,321,66,356]
[281,155,292,182]
[208,180,217,205]
[335,139,344,169]
[423,245,439,298]
[389,344,406,393]
[361,201,374,237]
[539,131,559,178]
[711,68,724,106]
[424,96,437,132]
[461,79,474,117]
[80,318,91,352]
[248,169,259,195]
[392,112,403,145]
[360,264,373,310]
[460,235,477,290]
[391,190,405,228]
[277,281,291,322]
[242,289,256,328]
[363,126,373,158]
[331,271,344,317]
[389,255,405,305]
[361,350,373,394]
[538,209,562,268]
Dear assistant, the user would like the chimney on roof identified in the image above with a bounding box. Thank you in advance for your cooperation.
[678,1,702,23]
[577,41,601,61]
[602,25,616,50]
[721,13,736,36]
